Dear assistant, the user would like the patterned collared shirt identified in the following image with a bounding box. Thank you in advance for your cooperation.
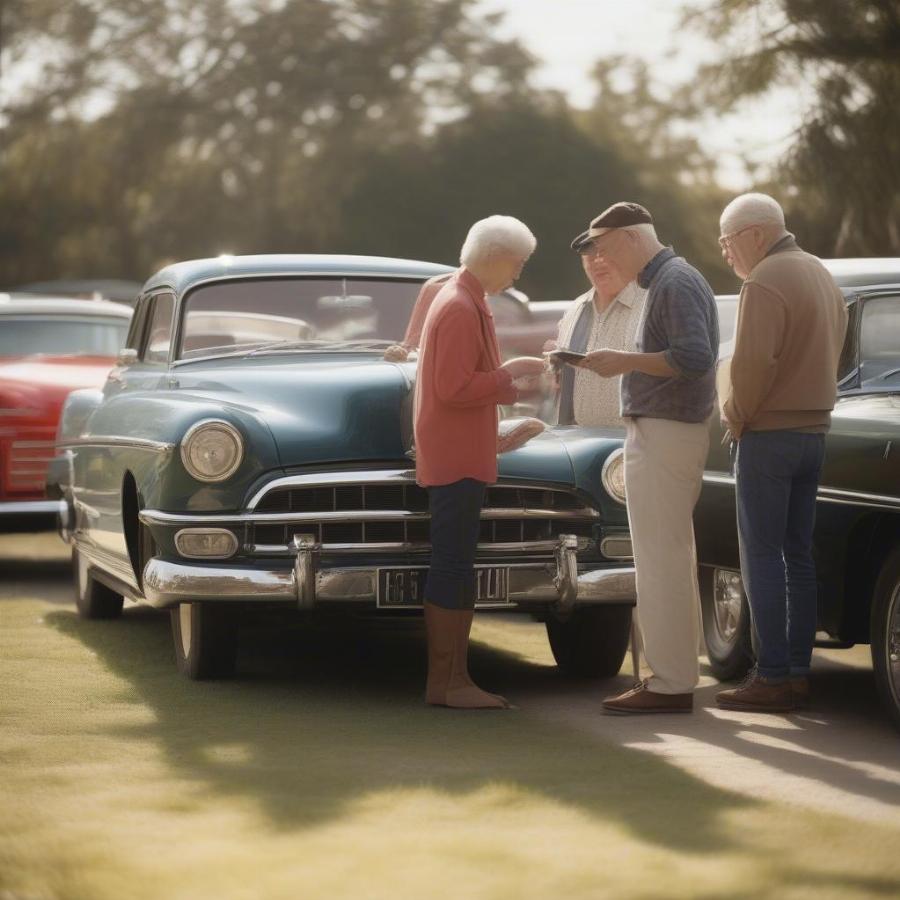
[557,281,648,428]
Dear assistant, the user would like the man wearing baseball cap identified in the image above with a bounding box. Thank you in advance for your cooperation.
[568,202,719,714]
[548,213,648,428]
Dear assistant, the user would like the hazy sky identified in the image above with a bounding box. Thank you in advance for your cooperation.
[479,0,805,189]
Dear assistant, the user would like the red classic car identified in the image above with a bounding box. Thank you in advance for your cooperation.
[0,296,132,527]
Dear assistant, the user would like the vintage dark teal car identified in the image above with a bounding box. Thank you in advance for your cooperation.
[696,259,900,730]
[48,254,636,680]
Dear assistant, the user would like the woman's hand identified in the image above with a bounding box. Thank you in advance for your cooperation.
[383,344,410,362]
[501,356,546,379]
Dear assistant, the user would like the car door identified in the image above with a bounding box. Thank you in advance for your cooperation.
[80,292,177,564]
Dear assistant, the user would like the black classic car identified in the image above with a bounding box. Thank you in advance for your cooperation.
[696,259,900,729]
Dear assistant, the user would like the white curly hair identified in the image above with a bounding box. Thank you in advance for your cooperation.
[460,215,537,267]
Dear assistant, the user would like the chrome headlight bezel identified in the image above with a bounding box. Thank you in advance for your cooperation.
[601,447,626,504]
[180,419,244,483]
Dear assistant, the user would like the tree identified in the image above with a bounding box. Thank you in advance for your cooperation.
[683,0,900,255]
[0,0,537,283]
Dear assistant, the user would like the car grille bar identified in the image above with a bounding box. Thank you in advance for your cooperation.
[241,472,598,553]
[3,438,56,493]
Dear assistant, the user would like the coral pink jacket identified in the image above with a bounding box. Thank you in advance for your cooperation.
[414,268,516,487]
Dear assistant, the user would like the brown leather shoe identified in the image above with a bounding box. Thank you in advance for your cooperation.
[791,676,810,707]
[716,673,795,712]
[602,680,693,714]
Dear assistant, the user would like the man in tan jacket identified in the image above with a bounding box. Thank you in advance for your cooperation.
[715,193,848,713]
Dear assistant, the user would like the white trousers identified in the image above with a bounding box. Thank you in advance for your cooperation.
[624,416,709,694]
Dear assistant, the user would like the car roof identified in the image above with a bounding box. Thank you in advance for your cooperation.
[0,294,133,318]
[822,258,900,289]
[142,254,457,296]
[10,279,142,303]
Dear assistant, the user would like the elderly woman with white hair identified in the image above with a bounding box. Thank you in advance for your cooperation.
[414,215,545,709]
[715,192,848,713]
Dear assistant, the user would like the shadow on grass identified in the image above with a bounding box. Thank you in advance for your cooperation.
[47,605,753,855]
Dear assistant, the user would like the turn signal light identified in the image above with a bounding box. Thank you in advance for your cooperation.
[175,529,239,559]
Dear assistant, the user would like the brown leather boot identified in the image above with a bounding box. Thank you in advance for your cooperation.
[423,603,509,709]
[716,672,795,713]
[452,609,511,708]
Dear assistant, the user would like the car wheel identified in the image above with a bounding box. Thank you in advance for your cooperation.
[870,546,900,733]
[72,546,124,619]
[546,605,632,678]
[169,602,238,680]
[700,566,754,680]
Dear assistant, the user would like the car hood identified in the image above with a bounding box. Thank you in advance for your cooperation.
[172,355,581,484]
[174,355,416,469]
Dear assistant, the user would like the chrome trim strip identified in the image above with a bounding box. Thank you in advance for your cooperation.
[816,487,900,511]
[703,470,900,511]
[247,537,592,556]
[141,508,597,527]
[0,499,64,516]
[140,557,636,610]
[247,468,417,507]
[702,471,735,486]
[57,436,176,453]
[247,468,584,510]
[75,539,140,596]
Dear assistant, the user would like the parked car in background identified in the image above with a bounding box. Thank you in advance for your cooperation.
[695,259,900,730]
[49,255,637,681]
[0,296,132,527]
[9,279,142,306]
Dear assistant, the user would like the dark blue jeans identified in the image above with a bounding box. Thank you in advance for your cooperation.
[735,430,825,680]
[426,479,486,610]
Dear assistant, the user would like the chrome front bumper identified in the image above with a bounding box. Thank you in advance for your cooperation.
[0,499,66,517]
[142,534,635,612]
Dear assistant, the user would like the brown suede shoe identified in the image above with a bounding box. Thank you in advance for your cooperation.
[791,676,810,707]
[602,680,693,715]
[716,673,795,713]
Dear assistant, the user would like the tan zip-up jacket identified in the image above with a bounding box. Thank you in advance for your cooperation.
[721,235,848,438]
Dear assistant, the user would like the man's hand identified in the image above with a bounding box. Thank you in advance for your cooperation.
[577,349,633,377]
[501,356,546,379]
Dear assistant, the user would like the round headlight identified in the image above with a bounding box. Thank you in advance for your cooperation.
[601,448,626,503]
[180,419,244,482]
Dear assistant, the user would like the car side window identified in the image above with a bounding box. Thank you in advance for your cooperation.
[860,295,900,359]
[488,292,527,327]
[142,293,176,364]
[125,296,149,350]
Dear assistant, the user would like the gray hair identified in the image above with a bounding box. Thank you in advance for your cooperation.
[720,192,786,235]
[460,215,537,267]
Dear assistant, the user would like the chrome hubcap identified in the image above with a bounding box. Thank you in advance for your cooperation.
[888,581,900,706]
[179,604,192,658]
[713,569,745,645]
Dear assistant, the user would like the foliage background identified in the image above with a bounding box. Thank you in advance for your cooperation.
[1,0,897,297]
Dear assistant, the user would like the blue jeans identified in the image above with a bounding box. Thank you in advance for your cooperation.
[426,479,486,610]
[735,430,825,680]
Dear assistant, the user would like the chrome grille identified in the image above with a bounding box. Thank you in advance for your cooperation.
[4,439,55,493]
[247,475,597,554]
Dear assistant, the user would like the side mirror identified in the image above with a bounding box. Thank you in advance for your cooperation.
[116,348,138,366]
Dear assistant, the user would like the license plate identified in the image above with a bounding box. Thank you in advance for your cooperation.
[377,566,510,608]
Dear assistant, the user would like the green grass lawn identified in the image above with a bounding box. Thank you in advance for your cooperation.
[2,594,900,900]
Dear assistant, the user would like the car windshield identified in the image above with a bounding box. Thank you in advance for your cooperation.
[179,277,430,359]
[0,316,129,357]
[859,295,900,383]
